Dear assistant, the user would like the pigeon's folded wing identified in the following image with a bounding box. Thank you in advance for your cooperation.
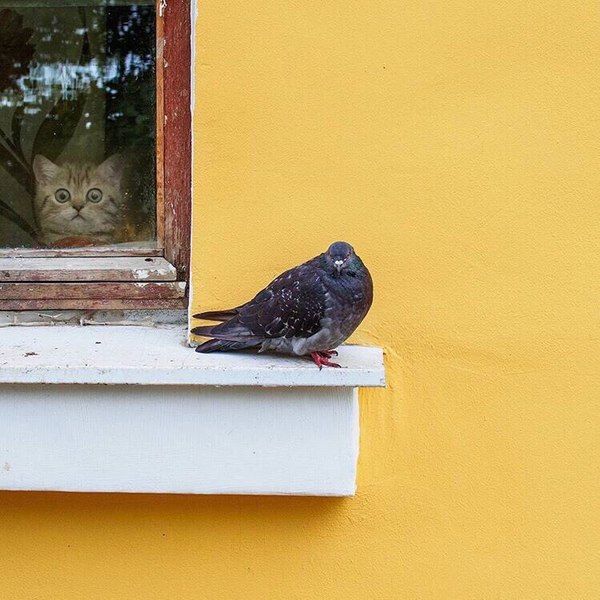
[196,264,327,342]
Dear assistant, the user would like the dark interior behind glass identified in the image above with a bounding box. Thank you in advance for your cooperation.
[0,1,156,248]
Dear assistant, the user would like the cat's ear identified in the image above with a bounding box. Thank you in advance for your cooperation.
[32,155,60,184]
[97,154,124,187]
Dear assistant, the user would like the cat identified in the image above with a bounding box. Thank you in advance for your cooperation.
[32,154,126,246]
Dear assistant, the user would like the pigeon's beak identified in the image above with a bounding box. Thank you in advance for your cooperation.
[334,260,344,274]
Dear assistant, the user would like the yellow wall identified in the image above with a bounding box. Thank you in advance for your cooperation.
[3,1,600,598]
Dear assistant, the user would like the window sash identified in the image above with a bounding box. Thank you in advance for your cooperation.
[0,0,191,310]
[0,1,154,7]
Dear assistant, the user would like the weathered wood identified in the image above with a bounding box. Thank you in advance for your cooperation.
[155,3,166,247]
[0,244,162,259]
[0,298,186,310]
[0,282,185,300]
[0,1,191,310]
[163,1,192,281]
[0,257,177,282]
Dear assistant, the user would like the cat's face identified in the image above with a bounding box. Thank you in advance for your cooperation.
[33,154,125,245]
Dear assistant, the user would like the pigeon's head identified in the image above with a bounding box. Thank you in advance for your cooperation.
[325,241,357,275]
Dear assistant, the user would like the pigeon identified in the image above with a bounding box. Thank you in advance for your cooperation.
[191,241,373,368]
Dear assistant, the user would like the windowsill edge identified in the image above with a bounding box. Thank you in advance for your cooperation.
[0,325,385,387]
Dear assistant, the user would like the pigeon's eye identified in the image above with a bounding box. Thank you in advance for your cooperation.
[54,189,71,203]
[86,188,103,203]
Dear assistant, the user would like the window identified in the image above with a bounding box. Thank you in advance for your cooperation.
[0,0,190,309]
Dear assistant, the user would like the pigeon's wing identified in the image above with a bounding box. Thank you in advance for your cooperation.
[198,264,327,342]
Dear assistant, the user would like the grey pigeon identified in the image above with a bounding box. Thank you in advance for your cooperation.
[191,241,373,368]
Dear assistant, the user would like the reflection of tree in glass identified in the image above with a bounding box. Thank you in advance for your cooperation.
[0,8,38,240]
[105,5,156,240]
[0,9,34,92]
[0,8,89,242]
[0,5,156,246]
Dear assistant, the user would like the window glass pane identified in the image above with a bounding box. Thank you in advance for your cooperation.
[0,1,156,248]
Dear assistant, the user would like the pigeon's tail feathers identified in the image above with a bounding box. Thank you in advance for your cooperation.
[190,324,217,337]
[195,338,259,353]
[192,309,238,322]
[193,319,263,341]
[191,323,263,348]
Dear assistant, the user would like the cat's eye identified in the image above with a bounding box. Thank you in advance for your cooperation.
[54,189,71,204]
[86,189,103,203]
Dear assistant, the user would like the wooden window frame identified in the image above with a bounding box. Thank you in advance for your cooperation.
[0,0,191,311]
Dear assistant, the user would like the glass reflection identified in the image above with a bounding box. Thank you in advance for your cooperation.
[0,2,156,248]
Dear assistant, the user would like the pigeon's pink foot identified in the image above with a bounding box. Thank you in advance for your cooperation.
[310,351,341,369]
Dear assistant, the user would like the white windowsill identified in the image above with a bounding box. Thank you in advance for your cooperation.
[0,325,384,496]
[0,325,385,387]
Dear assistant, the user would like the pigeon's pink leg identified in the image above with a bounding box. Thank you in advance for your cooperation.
[317,350,339,359]
[310,352,341,369]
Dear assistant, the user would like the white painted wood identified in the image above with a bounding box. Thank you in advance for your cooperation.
[0,384,359,496]
[0,326,385,387]
[0,256,177,281]
[0,325,379,495]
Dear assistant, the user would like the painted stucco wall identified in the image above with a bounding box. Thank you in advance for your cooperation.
[2,1,600,598]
